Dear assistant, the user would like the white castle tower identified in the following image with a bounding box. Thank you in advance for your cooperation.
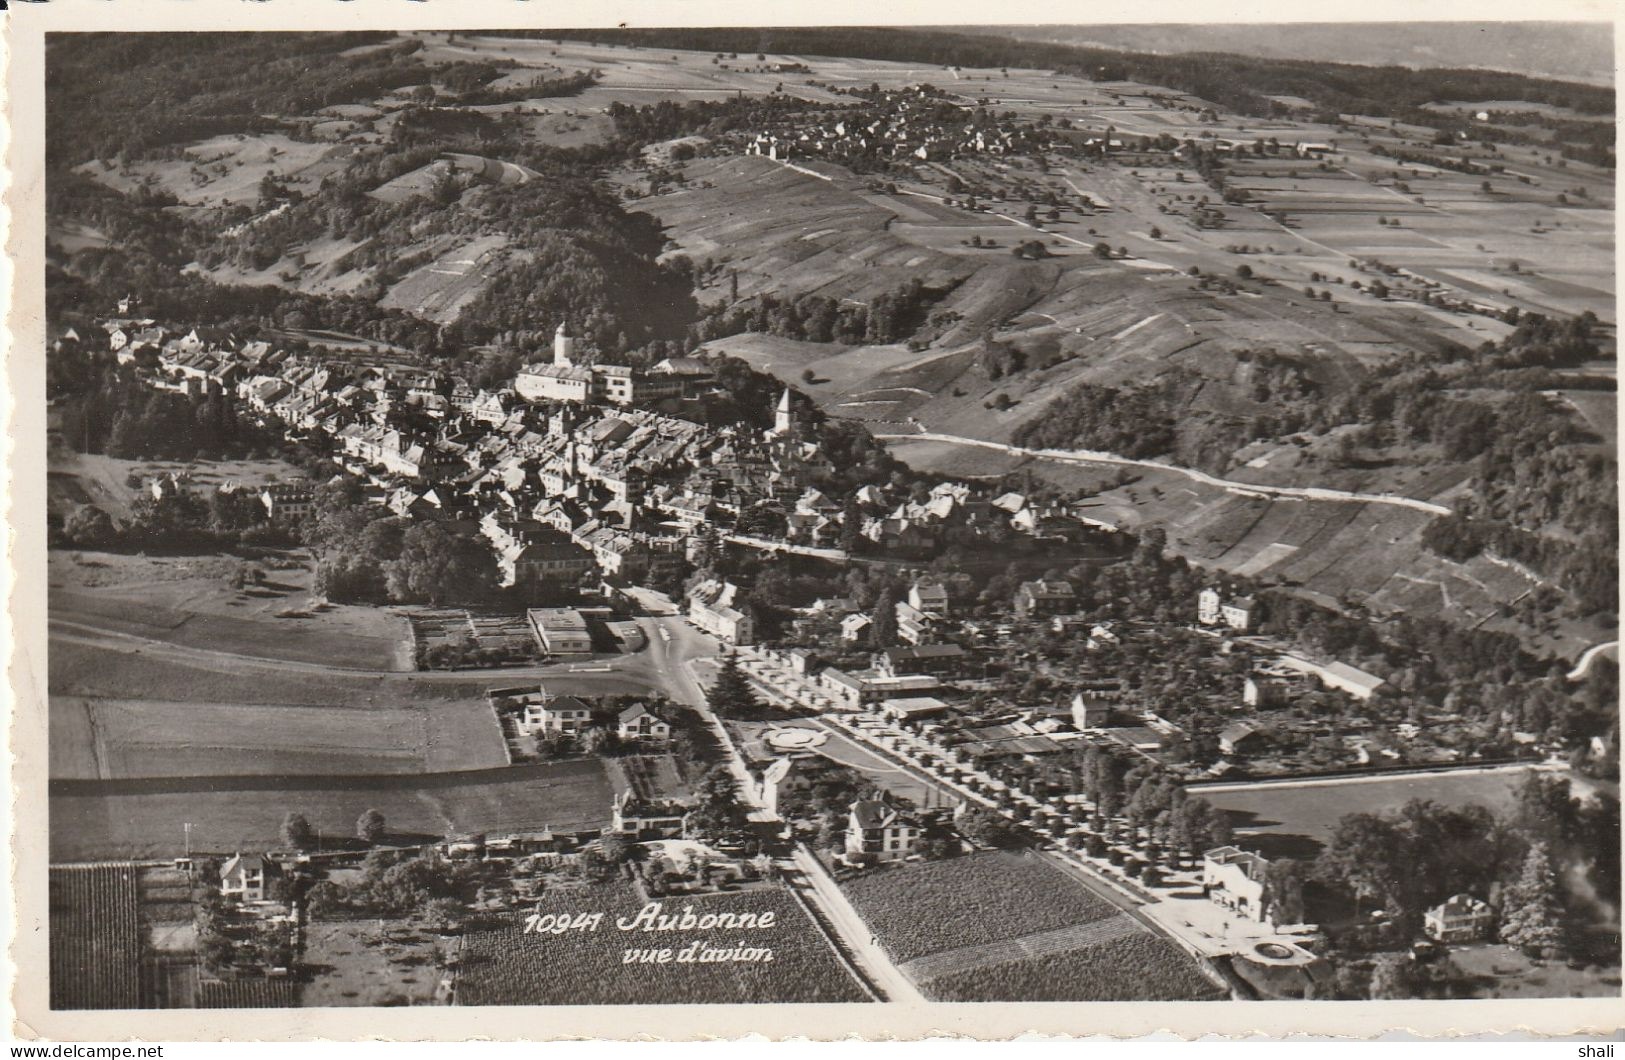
[553,323,576,367]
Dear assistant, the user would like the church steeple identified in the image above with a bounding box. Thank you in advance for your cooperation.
[774,388,797,435]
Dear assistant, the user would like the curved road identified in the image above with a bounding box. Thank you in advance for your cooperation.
[874,430,1454,516]
[1569,640,1619,681]
[636,615,925,1003]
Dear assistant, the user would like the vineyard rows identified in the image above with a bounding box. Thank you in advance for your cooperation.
[843,851,1120,964]
[49,864,143,1010]
[456,882,868,1005]
[927,932,1227,1002]
[901,912,1143,983]
[195,978,298,1008]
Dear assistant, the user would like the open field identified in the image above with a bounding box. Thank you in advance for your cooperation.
[49,758,616,861]
[53,579,412,673]
[78,133,363,208]
[1194,766,1549,859]
[49,695,505,780]
[455,881,869,1004]
[841,851,1120,965]
[47,451,306,524]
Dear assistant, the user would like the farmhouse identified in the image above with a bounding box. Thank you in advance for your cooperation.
[877,643,969,678]
[528,608,595,655]
[1071,692,1114,729]
[845,800,919,863]
[1275,654,1387,701]
[1203,846,1272,925]
[818,668,942,710]
[894,600,939,646]
[1201,587,1257,629]
[259,483,315,523]
[1221,596,1256,632]
[908,580,950,616]
[840,613,873,645]
[1219,722,1268,756]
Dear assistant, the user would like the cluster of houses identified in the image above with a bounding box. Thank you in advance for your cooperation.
[738,87,1059,165]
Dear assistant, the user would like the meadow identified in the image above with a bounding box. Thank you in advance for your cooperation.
[1194,766,1543,857]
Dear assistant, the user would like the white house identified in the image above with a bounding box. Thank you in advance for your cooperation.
[617,703,671,743]
[845,800,919,863]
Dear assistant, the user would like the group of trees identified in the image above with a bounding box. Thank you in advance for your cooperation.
[1010,380,1177,459]
[1315,774,1618,962]
[304,848,485,922]
[303,478,497,606]
[690,279,950,347]
[706,653,769,721]
[47,33,428,167]
[55,360,273,464]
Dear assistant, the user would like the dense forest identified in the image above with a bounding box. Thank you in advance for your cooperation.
[47,34,420,167]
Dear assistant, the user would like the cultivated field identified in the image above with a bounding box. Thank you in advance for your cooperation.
[841,851,1120,964]
[49,696,504,780]
[925,931,1225,1002]
[49,758,617,862]
[455,881,869,1004]
[49,864,144,1010]
[841,851,1222,1001]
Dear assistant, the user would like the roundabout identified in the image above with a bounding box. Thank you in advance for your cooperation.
[764,726,829,752]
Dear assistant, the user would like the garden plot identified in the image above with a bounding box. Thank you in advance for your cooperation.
[301,919,448,1007]
[409,608,538,668]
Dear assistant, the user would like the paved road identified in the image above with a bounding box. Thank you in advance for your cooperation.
[789,846,927,1004]
[637,615,921,1001]
[873,431,1454,516]
[1568,640,1618,681]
